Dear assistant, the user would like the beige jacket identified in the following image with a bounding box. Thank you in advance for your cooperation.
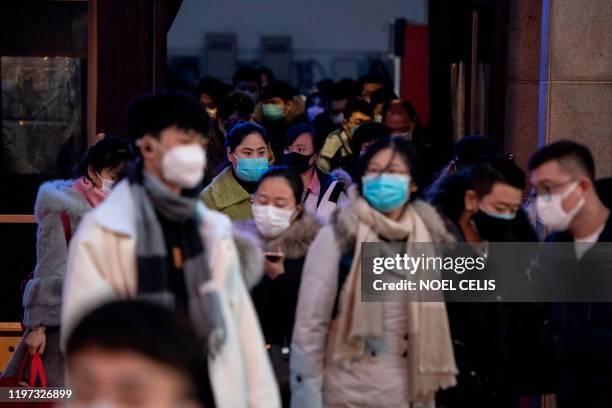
[61,179,281,408]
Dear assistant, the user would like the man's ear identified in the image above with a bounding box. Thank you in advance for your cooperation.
[137,136,157,160]
[578,176,593,193]
[285,100,294,113]
[464,189,479,212]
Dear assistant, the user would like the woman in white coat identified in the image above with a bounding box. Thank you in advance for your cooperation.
[290,137,458,408]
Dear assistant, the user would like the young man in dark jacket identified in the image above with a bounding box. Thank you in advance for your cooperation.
[529,140,611,408]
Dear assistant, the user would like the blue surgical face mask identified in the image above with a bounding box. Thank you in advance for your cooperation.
[479,207,517,221]
[362,173,411,213]
[262,103,285,121]
[234,154,269,182]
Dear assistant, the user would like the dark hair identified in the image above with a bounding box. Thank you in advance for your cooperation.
[336,78,360,99]
[528,140,596,181]
[344,98,374,121]
[232,66,262,87]
[316,79,335,96]
[284,123,322,151]
[381,99,419,126]
[225,120,270,152]
[66,300,208,404]
[356,136,424,195]
[454,135,498,169]
[76,135,134,179]
[217,91,255,122]
[352,122,392,154]
[370,88,398,108]
[260,81,296,103]
[259,66,275,82]
[196,76,231,104]
[358,73,385,92]
[127,91,209,143]
[258,166,304,205]
[468,154,526,197]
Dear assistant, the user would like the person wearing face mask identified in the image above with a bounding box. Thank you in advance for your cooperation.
[61,92,281,408]
[328,84,349,127]
[202,121,270,221]
[279,124,350,223]
[357,73,385,103]
[234,167,322,406]
[528,141,612,408]
[291,137,457,408]
[382,99,436,186]
[254,80,307,162]
[348,122,392,177]
[428,156,555,408]
[370,88,398,123]
[317,99,373,173]
[65,301,209,408]
[1,134,133,388]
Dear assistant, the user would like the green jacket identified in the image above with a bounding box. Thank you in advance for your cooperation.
[201,166,253,221]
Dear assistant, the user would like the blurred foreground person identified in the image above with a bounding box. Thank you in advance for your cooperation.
[529,140,611,408]
[62,92,280,407]
[280,124,349,222]
[66,300,209,408]
[1,135,133,386]
[202,121,270,220]
[238,167,322,406]
[291,137,457,408]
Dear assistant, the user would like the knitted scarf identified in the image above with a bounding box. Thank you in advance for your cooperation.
[332,195,457,403]
[127,167,226,356]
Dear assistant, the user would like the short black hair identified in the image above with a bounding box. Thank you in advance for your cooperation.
[260,81,296,103]
[356,136,424,195]
[381,99,418,124]
[196,76,231,103]
[225,120,270,152]
[258,165,304,205]
[344,98,374,121]
[370,88,398,108]
[284,123,322,151]
[358,73,385,92]
[352,122,392,154]
[76,135,134,179]
[316,79,335,96]
[66,300,208,404]
[259,66,275,82]
[336,78,360,99]
[127,91,209,143]
[217,91,255,122]
[232,66,262,88]
[528,140,596,181]
[454,135,499,169]
[468,154,526,197]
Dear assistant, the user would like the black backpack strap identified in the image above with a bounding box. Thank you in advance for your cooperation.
[328,181,345,204]
[331,249,354,320]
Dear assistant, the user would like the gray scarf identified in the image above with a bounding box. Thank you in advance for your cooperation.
[129,170,226,356]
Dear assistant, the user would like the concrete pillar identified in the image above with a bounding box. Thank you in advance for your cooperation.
[505,0,612,178]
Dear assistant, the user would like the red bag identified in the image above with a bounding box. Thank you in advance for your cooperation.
[0,352,53,407]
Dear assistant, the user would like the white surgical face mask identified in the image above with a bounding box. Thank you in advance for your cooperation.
[330,113,344,125]
[96,172,115,194]
[161,144,206,189]
[252,204,294,238]
[536,181,585,232]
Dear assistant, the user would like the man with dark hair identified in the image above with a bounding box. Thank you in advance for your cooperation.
[328,84,349,126]
[62,91,281,407]
[528,140,611,408]
[357,73,385,103]
[66,300,210,408]
[382,99,435,185]
[257,80,306,162]
[259,66,275,90]
[317,99,373,172]
[232,66,262,103]
[196,76,231,120]
[370,88,397,123]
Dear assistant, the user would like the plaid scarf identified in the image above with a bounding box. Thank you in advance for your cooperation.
[127,165,226,356]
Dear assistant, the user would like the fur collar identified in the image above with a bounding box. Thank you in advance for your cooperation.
[34,179,91,221]
[235,213,322,260]
[331,199,456,253]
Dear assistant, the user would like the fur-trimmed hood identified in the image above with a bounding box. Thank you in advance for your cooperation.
[235,212,322,260]
[331,198,456,253]
[34,179,91,221]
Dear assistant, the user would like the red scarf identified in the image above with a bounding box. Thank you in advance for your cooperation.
[73,177,107,207]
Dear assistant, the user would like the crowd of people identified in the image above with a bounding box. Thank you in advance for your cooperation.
[1,65,611,408]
